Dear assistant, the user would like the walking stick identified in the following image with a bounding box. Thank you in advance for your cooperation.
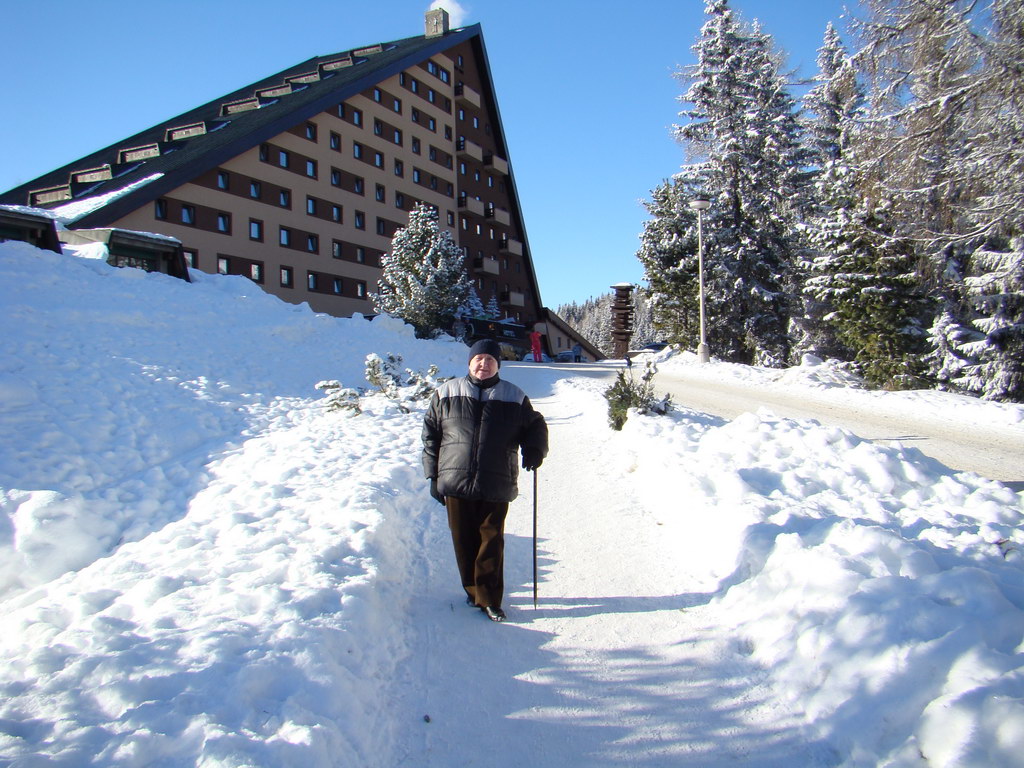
[532,468,538,609]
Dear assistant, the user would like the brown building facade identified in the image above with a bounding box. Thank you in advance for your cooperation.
[1,10,557,347]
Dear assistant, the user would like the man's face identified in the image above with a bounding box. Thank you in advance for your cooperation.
[469,353,499,379]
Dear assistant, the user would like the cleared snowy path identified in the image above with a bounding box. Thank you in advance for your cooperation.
[389,367,831,767]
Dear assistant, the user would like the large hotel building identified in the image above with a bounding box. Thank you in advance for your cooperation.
[1,8,602,361]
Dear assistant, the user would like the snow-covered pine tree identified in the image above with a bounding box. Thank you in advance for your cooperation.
[793,23,864,363]
[636,175,701,347]
[372,203,471,338]
[485,293,502,320]
[951,242,1024,401]
[460,285,486,318]
[674,0,803,367]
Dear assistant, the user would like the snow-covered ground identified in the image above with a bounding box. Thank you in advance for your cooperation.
[1,239,1023,767]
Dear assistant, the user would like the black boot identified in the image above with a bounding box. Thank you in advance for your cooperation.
[482,606,506,622]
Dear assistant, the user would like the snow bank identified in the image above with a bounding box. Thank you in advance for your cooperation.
[619,403,1024,767]
[0,240,464,597]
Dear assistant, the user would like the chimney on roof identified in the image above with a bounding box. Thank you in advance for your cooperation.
[425,7,450,37]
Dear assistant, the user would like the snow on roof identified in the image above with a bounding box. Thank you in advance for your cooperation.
[49,173,164,225]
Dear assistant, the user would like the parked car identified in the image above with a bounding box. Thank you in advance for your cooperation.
[555,350,575,362]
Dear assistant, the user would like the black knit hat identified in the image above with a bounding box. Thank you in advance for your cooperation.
[468,338,502,367]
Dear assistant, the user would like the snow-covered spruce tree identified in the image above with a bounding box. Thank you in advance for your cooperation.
[951,243,1024,401]
[674,0,804,367]
[636,175,701,347]
[793,23,865,363]
[373,203,471,338]
[803,176,931,389]
[485,293,502,320]
[460,285,486,318]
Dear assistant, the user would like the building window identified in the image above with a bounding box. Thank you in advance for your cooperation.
[217,213,231,233]
[356,247,366,264]
[357,282,367,298]
[374,120,383,137]
[307,234,319,253]
[354,177,364,195]
[331,168,342,187]
[393,129,402,145]
[428,117,436,132]
[307,196,317,215]
[154,199,167,220]
[183,249,197,268]
[249,181,261,199]
[373,87,382,103]
[376,184,386,202]
[394,159,404,177]
[374,152,384,168]
[217,256,230,275]
[330,131,341,151]
[332,278,343,295]
[181,205,195,225]
[376,218,386,236]
[395,192,405,208]
[393,97,401,114]
[250,263,263,283]
[280,266,293,287]
[353,142,363,159]
[260,144,269,161]
[354,211,365,230]
[412,137,421,154]
[278,150,289,168]
[447,211,455,226]
[305,122,317,141]
[280,227,291,246]
[306,160,317,178]
[279,190,291,208]
[249,219,263,241]
[332,204,342,222]
[308,272,317,290]
[412,108,421,124]
[413,169,422,184]
[332,240,343,259]
[352,108,362,126]
[217,171,229,190]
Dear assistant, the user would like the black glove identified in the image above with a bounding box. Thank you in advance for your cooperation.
[430,478,445,505]
[521,447,543,472]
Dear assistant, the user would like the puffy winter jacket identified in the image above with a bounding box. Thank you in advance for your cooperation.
[422,375,548,502]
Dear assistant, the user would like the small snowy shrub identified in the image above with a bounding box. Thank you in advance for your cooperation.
[365,353,403,398]
[603,362,672,431]
[317,354,448,416]
[314,380,362,414]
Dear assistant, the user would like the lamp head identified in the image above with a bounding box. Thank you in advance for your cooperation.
[689,199,711,211]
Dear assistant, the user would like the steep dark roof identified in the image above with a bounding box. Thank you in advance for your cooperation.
[0,22,548,314]
[0,26,484,228]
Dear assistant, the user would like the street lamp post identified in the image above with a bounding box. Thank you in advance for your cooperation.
[688,199,711,364]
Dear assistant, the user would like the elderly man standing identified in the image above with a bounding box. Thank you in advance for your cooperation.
[422,339,548,622]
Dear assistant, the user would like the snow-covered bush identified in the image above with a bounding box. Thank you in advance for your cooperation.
[318,354,449,415]
[603,361,672,430]
[314,380,362,414]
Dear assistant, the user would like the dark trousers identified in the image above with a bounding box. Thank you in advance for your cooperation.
[445,497,510,609]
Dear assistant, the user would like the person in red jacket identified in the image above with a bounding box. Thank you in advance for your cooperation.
[422,339,548,622]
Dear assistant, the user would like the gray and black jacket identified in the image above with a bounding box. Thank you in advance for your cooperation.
[422,374,548,502]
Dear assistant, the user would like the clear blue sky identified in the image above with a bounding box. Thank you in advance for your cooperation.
[1,0,853,309]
